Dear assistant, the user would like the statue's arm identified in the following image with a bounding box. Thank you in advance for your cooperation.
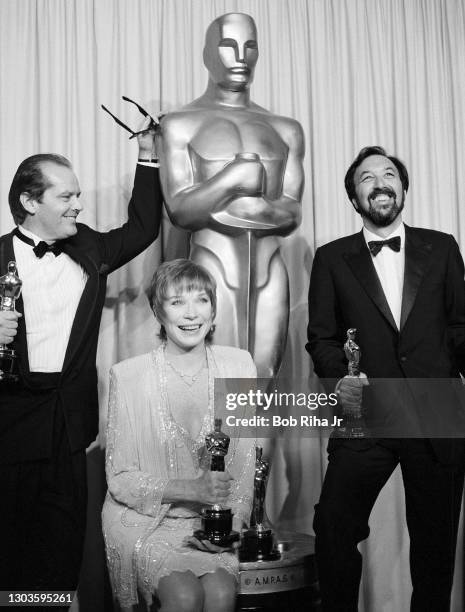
[261,118,305,236]
[159,114,264,230]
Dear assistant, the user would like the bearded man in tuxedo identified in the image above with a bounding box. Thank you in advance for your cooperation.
[0,122,162,598]
[307,146,465,611]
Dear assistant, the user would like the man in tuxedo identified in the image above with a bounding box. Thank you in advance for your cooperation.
[0,122,162,595]
[306,146,465,611]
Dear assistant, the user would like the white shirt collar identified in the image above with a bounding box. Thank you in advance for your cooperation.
[363,222,405,248]
[16,225,45,246]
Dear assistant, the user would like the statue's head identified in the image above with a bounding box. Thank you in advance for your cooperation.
[203,13,258,92]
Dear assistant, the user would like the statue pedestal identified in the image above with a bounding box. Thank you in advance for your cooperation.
[237,531,320,611]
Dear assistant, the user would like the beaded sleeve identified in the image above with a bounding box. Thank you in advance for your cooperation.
[226,439,255,528]
[105,367,169,516]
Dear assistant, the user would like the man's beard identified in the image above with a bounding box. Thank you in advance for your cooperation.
[357,187,405,227]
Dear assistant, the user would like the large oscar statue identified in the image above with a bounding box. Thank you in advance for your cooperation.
[159,12,305,377]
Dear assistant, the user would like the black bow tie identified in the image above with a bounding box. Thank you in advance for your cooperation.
[13,228,66,259]
[368,236,401,256]
[33,241,66,258]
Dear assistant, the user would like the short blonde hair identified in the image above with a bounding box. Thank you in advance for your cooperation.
[149,259,217,341]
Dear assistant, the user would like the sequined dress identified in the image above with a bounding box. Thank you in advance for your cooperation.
[102,344,256,608]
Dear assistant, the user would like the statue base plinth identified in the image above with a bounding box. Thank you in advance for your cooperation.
[239,528,280,562]
[193,529,240,548]
[237,531,320,611]
[195,506,239,547]
[0,348,19,382]
[335,416,369,439]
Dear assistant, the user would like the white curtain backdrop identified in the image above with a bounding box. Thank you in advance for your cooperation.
[1,1,464,610]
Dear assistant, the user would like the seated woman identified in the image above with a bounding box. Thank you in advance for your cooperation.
[102,259,256,612]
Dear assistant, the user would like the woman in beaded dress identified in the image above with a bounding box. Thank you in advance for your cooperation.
[102,259,257,612]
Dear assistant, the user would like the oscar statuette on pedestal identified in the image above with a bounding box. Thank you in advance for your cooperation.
[240,446,280,561]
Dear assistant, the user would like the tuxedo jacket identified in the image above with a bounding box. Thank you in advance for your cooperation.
[306,224,465,463]
[0,165,162,465]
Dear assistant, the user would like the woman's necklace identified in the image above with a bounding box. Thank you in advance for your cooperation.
[156,343,215,475]
[165,355,206,387]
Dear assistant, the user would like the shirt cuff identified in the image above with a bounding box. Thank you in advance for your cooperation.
[137,161,160,168]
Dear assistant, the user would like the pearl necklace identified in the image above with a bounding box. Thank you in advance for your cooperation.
[165,356,206,387]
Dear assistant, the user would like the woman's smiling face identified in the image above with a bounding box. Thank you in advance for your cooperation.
[161,286,214,354]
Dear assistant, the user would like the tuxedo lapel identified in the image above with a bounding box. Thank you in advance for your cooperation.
[60,243,100,375]
[400,225,433,330]
[343,231,398,331]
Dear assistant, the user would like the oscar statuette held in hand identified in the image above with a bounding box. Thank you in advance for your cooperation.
[335,328,368,438]
[0,262,22,382]
[194,418,240,547]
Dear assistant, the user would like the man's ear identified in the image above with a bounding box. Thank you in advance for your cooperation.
[20,192,37,215]
[351,199,360,214]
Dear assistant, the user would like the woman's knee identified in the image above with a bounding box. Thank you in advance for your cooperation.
[201,569,237,612]
[157,571,204,612]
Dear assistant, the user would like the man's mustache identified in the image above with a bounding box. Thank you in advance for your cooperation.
[369,187,396,201]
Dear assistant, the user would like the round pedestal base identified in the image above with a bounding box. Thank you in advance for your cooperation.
[239,528,280,562]
[193,529,240,548]
[0,348,19,382]
[237,532,320,612]
[198,506,239,547]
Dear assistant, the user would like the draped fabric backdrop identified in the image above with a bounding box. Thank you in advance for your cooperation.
[1,1,464,610]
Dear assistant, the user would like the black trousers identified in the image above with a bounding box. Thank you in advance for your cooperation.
[313,439,464,612]
[0,405,87,597]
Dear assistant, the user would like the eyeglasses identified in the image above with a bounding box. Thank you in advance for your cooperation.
[101,96,162,138]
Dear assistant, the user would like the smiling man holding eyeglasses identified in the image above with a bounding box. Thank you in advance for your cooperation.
[0,120,162,602]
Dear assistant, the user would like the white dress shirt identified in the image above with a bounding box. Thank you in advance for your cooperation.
[363,223,405,329]
[13,227,88,372]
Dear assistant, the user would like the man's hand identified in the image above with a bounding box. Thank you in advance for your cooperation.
[136,116,158,159]
[0,311,21,345]
[335,373,369,417]
[193,469,233,505]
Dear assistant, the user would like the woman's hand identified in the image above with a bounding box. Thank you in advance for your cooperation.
[193,470,234,505]
[232,516,244,534]
[162,472,233,505]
